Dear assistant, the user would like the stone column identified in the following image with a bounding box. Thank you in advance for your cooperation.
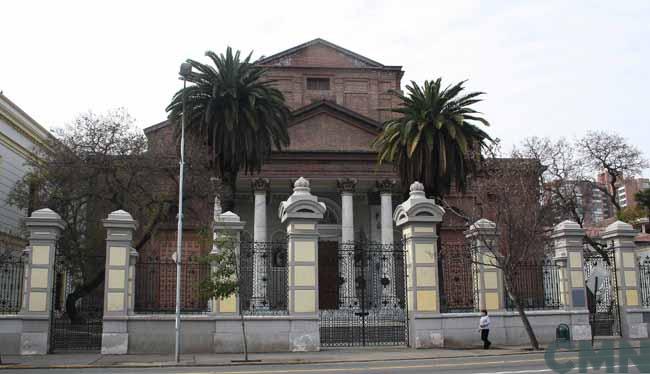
[378,179,397,303]
[19,208,64,355]
[337,178,357,308]
[251,178,270,310]
[102,210,137,354]
[279,177,326,352]
[602,220,648,338]
[393,181,445,348]
[211,211,246,315]
[550,220,591,340]
[465,219,504,312]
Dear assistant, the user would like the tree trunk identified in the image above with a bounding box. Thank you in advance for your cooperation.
[65,270,105,323]
[218,173,237,213]
[504,275,540,350]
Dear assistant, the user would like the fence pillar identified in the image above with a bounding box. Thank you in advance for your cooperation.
[551,220,590,340]
[279,177,325,352]
[19,208,64,355]
[211,211,245,315]
[393,181,445,348]
[101,210,137,354]
[602,220,647,338]
[465,219,503,313]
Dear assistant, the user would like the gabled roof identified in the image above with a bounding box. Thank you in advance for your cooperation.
[291,100,382,135]
[257,38,401,70]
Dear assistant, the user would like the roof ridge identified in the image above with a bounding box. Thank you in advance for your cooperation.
[257,38,385,67]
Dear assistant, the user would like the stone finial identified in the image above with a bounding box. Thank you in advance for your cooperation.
[252,178,270,193]
[409,181,425,198]
[25,208,65,231]
[102,209,137,230]
[551,219,584,239]
[470,218,496,231]
[279,177,326,223]
[466,218,498,238]
[294,177,309,188]
[28,208,62,221]
[106,209,134,221]
[393,181,444,227]
[337,178,357,193]
[602,220,637,239]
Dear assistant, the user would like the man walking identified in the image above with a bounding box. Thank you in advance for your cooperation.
[479,309,491,349]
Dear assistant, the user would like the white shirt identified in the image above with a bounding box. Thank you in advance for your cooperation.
[479,315,491,330]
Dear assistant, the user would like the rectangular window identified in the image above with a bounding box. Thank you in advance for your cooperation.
[306,78,330,91]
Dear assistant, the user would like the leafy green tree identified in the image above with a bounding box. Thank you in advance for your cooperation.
[617,206,647,224]
[200,234,250,360]
[166,47,291,212]
[372,79,492,198]
[636,188,650,218]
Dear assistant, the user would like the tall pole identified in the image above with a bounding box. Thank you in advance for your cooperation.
[175,62,191,363]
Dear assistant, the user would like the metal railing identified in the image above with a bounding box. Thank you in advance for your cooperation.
[0,257,25,314]
[504,257,562,310]
[639,256,650,308]
[239,241,288,315]
[439,243,478,313]
[134,256,210,314]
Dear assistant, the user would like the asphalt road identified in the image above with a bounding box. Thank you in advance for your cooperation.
[5,351,644,373]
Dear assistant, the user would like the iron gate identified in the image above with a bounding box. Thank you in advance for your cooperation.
[583,246,621,337]
[438,243,478,313]
[50,255,105,352]
[319,242,408,347]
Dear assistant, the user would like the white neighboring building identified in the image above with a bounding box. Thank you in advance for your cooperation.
[0,93,52,246]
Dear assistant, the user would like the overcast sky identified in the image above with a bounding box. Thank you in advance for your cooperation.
[2,0,648,175]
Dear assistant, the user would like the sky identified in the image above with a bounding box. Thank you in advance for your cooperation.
[1,0,649,175]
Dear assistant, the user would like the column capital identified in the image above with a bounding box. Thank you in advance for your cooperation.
[251,177,270,193]
[377,179,397,194]
[337,178,357,194]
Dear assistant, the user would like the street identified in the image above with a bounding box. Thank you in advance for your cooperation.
[4,351,644,374]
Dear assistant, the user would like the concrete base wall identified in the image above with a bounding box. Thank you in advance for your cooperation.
[124,315,319,354]
[412,310,591,348]
[0,315,51,355]
[0,316,23,354]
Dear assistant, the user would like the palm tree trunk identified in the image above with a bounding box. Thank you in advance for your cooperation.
[504,274,540,350]
[220,173,237,213]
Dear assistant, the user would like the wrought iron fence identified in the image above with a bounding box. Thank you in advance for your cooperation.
[638,256,650,308]
[134,256,210,314]
[239,241,288,315]
[504,257,561,310]
[438,243,478,313]
[0,257,25,314]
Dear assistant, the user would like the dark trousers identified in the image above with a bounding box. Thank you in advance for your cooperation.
[481,329,491,349]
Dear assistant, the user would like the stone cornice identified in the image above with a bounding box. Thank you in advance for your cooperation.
[0,129,39,162]
[0,96,53,153]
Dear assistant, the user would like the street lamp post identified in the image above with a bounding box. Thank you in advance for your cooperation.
[175,61,192,363]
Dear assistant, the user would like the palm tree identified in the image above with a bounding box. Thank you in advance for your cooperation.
[166,47,290,211]
[372,79,492,199]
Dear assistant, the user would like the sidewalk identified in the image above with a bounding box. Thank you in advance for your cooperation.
[0,340,642,370]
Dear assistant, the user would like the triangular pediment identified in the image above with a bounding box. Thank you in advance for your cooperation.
[258,38,384,68]
[285,101,381,152]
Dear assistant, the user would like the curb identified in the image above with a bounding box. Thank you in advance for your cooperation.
[0,344,640,370]
[0,349,550,370]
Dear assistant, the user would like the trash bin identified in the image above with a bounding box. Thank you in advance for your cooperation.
[556,323,570,342]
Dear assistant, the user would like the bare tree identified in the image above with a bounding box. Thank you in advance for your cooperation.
[445,156,553,350]
[7,109,213,322]
[576,130,649,214]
